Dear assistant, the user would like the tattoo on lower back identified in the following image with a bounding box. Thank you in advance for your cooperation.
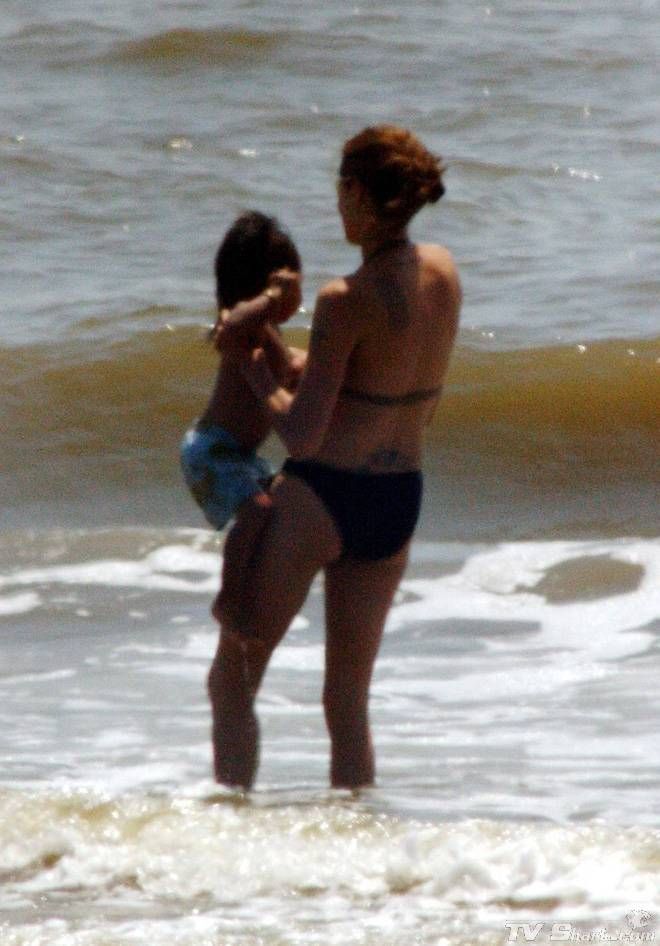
[359,448,415,472]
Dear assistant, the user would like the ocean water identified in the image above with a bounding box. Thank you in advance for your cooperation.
[1,0,659,943]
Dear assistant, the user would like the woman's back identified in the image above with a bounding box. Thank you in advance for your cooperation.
[315,242,461,471]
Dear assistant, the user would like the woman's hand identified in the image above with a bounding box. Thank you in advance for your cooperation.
[283,346,307,390]
[265,269,302,323]
[208,269,300,354]
[210,310,267,354]
[241,347,279,400]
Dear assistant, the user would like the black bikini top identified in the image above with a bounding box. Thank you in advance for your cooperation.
[340,385,442,407]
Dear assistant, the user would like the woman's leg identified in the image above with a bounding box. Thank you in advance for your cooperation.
[323,544,409,789]
[208,473,342,788]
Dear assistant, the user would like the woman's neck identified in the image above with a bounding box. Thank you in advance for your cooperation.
[361,231,410,263]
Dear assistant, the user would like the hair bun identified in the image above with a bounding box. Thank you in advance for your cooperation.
[340,125,446,223]
[421,177,445,205]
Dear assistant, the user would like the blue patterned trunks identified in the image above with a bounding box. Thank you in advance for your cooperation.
[180,423,274,530]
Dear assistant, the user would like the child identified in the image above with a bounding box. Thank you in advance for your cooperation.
[180,211,304,628]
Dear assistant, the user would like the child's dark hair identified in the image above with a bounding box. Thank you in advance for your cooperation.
[214,211,301,309]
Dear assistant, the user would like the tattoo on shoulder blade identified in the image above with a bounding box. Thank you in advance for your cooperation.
[376,274,410,330]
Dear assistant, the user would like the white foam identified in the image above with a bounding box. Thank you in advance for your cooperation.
[3,668,76,685]
[389,539,660,670]
[0,545,220,594]
[269,642,323,671]
[0,591,41,615]
[0,789,658,944]
[5,540,656,670]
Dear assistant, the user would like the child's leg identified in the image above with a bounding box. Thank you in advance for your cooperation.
[212,491,272,628]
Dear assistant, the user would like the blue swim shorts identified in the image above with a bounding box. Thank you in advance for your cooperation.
[179,424,274,530]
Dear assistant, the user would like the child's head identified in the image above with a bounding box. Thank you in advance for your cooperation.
[214,211,301,309]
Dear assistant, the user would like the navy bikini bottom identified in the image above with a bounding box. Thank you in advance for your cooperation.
[282,458,423,562]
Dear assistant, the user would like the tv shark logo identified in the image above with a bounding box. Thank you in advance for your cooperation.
[626,910,654,931]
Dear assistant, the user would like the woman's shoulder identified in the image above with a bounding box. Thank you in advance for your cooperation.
[416,243,462,302]
[317,274,357,301]
[316,274,365,317]
[416,242,458,271]
[310,276,370,344]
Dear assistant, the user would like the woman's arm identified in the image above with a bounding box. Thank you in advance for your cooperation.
[260,324,293,382]
[242,282,357,458]
[211,269,301,354]
[260,326,307,390]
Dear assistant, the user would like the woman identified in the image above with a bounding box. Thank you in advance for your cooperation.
[210,125,462,790]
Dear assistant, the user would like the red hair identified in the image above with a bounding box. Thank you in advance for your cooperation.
[340,125,445,224]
